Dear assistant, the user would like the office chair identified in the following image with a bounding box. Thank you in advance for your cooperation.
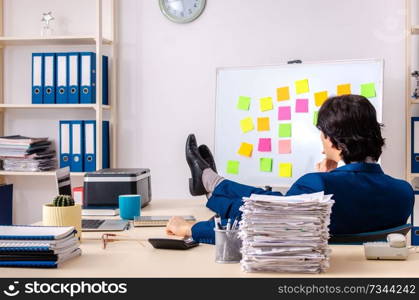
[329,224,412,245]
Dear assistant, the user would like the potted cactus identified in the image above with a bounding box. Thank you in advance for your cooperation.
[43,195,82,239]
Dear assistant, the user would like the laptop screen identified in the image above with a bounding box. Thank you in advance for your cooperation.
[55,167,72,196]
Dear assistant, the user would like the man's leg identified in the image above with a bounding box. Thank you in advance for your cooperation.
[203,168,282,218]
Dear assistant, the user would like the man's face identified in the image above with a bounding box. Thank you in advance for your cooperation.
[320,132,341,162]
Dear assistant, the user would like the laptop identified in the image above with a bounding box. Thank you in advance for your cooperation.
[55,168,130,232]
[82,219,129,232]
[133,216,195,227]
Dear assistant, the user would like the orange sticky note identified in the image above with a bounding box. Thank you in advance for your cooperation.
[337,84,351,96]
[314,91,328,107]
[277,87,290,101]
[237,142,253,157]
[257,117,270,131]
[260,97,273,112]
[240,117,254,133]
[279,163,292,177]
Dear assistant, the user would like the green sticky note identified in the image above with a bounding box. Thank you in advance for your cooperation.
[260,158,273,172]
[226,160,239,175]
[278,123,292,137]
[237,96,251,111]
[313,111,319,126]
[360,83,376,98]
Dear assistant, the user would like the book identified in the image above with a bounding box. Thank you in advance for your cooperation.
[0,225,75,240]
[82,206,120,216]
[0,241,79,255]
[0,248,81,268]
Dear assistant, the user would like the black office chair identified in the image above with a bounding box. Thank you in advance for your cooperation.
[329,224,412,245]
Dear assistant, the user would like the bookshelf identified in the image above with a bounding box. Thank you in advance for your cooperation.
[0,0,118,181]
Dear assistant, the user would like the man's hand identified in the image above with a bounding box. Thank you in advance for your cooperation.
[316,159,338,172]
[166,216,193,237]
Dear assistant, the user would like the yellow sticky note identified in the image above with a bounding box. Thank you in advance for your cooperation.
[240,117,254,133]
[279,163,292,178]
[337,84,351,96]
[277,87,290,101]
[295,79,309,94]
[238,142,253,157]
[314,91,328,107]
[257,117,270,131]
[260,97,273,112]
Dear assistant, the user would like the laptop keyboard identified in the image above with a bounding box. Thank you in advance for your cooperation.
[82,219,105,229]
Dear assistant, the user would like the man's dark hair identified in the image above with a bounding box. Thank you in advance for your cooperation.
[316,94,385,164]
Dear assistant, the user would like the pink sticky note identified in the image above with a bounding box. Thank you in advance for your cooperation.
[296,99,309,113]
[258,138,272,152]
[278,106,291,120]
[278,140,291,154]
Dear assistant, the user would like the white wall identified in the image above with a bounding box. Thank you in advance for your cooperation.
[3,0,408,223]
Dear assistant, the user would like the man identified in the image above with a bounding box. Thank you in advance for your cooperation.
[167,95,414,244]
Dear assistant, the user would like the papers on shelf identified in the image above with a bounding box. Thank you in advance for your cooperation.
[239,192,334,274]
[0,135,56,171]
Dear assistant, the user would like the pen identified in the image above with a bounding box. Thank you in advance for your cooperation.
[226,218,231,230]
[214,214,222,229]
[231,217,239,230]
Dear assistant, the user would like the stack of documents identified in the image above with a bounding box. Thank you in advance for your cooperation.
[0,225,81,268]
[239,192,334,274]
[0,135,56,171]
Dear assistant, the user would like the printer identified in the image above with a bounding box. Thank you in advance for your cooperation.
[83,168,151,208]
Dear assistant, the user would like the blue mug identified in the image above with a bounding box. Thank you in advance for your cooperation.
[119,195,141,220]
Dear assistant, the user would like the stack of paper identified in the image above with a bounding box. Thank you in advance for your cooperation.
[239,192,334,274]
[0,226,81,268]
[0,135,56,171]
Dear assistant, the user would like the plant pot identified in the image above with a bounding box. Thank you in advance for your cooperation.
[42,204,82,239]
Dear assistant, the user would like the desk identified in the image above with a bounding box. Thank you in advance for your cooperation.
[2,198,418,278]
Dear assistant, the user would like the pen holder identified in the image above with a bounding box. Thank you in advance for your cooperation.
[214,229,242,264]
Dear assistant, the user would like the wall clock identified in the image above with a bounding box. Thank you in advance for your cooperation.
[159,0,206,23]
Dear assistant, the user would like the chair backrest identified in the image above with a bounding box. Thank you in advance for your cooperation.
[329,224,412,245]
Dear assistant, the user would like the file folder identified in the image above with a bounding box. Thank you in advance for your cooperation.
[56,53,69,104]
[84,120,110,172]
[412,117,419,173]
[32,53,44,104]
[68,53,80,104]
[59,121,71,169]
[43,53,56,104]
[80,52,96,104]
[102,55,109,105]
[80,52,109,105]
[70,121,84,172]
[0,184,13,225]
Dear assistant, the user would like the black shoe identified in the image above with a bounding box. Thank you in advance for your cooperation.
[198,145,217,173]
[185,134,210,196]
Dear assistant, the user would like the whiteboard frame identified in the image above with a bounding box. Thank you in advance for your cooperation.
[213,58,385,189]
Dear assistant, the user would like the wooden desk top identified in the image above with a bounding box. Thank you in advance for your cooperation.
[2,198,418,278]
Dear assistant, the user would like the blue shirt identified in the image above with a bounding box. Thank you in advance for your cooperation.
[191,163,415,244]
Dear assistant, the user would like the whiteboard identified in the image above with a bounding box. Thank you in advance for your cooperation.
[214,59,383,187]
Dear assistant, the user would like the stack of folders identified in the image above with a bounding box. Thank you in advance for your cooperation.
[32,52,108,105]
[239,192,334,274]
[0,226,81,268]
[0,135,56,172]
[59,120,109,172]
